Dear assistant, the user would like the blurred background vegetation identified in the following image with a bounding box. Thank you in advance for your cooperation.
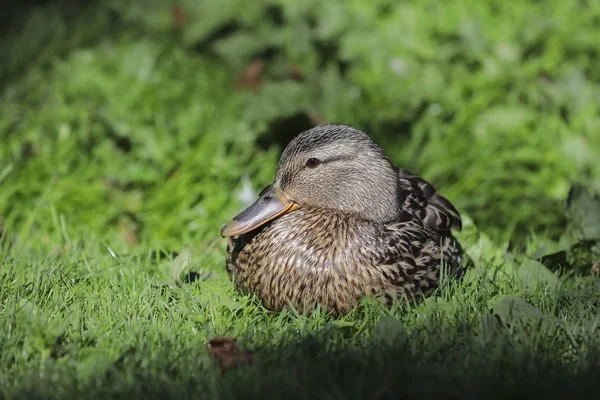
[1,0,600,255]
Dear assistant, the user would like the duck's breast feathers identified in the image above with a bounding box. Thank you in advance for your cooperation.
[395,168,462,232]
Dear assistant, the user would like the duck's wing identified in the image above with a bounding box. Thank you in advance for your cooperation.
[376,217,465,302]
[395,168,462,232]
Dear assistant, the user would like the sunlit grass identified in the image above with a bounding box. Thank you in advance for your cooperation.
[1,241,599,398]
[1,0,600,398]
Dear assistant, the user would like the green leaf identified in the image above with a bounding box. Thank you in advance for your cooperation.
[170,245,193,282]
[516,259,559,289]
[454,213,505,265]
[374,316,405,347]
[566,184,600,241]
[539,240,599,275]
[241,81,311,122]
[477,313,503,339]
[201,290,242,312]
[489,295,559,326]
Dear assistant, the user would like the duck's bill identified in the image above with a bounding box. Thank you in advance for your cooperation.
[220,184,299,237]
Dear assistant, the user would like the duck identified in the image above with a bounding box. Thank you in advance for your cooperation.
[220,124,464,315]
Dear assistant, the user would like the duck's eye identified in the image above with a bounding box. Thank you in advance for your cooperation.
[306,158,321,168]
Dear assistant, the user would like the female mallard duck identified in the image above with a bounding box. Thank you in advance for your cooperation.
[221,124,464,315]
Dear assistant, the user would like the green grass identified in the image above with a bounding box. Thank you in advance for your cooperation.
[1,0,600,398]
[2,245,600,399]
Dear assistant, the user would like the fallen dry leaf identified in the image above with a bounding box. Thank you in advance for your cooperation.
[234,60,263,91]
[287,64,305,81]
[207,337,254,372]
[171,6,187,28]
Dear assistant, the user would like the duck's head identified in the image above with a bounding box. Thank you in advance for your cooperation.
[221,124,400,237]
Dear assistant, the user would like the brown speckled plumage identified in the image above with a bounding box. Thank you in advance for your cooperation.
[222,125,464,315]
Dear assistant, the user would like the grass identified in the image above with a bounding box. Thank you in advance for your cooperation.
[1,0,600,398]
[2,245,600,399]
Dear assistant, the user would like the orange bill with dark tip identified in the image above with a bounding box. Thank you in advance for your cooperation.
[220,184,299,237]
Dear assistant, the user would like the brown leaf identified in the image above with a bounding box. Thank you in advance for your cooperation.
[287,64,305,81]
[171,6,187,28]
[592,262,600,277]
[207,337,254,372]
[234,60,263,91]
[118,215,138,246]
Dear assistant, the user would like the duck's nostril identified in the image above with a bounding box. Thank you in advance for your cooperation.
[262,196,272,202]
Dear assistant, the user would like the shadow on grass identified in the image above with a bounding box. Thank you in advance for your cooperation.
[9,319,600,400]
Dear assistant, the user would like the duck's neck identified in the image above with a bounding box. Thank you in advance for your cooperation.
[331,174,401,224]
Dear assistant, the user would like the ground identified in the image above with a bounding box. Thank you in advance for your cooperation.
[1,1,600,399]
